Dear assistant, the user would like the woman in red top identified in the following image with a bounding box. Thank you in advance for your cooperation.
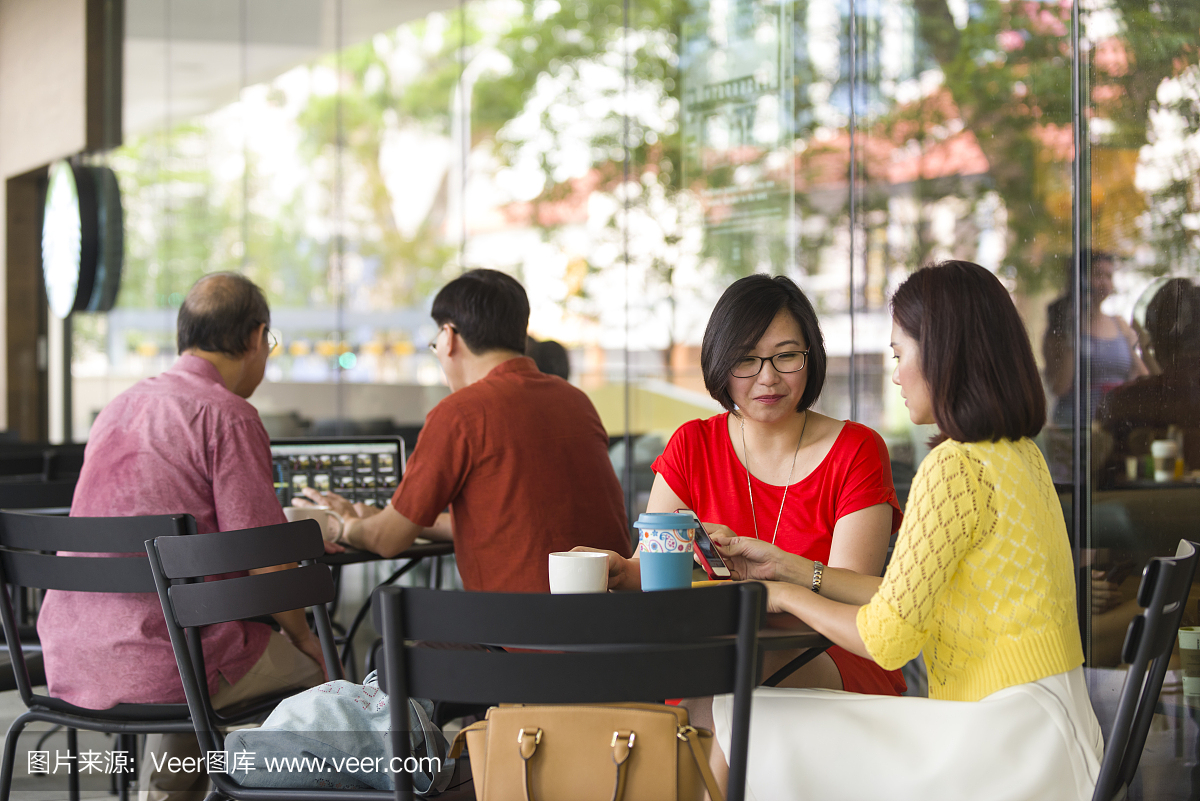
[602,274,905,695]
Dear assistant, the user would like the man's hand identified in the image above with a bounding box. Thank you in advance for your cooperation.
[298,487,381,521]
[709,527,807,583]
[570,546,639,590]
[283,629,330,682]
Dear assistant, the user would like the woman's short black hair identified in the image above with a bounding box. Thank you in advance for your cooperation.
[431,269,529,355]
[1145,278,1200,370]
[700,274,827,413]
[891,260,1045,443]
[177,272,270,356]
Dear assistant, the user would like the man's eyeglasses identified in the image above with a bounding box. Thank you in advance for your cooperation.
[428,324,457,353]
[730,350,809,378]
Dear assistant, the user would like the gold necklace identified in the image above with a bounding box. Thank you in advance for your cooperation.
[739,411,807,546]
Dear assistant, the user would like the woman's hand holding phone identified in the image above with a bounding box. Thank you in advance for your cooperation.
[708,529,809,584]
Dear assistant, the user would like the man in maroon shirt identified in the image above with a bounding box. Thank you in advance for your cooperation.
[309,269,633,591]
[37,273,325,800]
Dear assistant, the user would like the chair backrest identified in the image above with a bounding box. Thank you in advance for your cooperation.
[1092,539,1199,801]
[0,511,195,705]
[373,583,764,801]
[145,520,341,758]
[0,443,84,482]
[0,480,77,513]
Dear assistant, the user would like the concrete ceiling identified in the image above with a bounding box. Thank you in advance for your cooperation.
[124,0,460,136]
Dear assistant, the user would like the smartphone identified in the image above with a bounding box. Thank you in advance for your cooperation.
[676,508,731,580]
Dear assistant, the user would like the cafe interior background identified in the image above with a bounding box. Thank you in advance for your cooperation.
[3,0,1200,796]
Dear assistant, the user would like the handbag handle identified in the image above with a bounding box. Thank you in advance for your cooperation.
[679,726,724,801]
[515,725,725,801]
[518,727,542,801]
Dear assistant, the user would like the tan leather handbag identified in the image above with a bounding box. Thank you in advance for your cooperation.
[449,702,724,801]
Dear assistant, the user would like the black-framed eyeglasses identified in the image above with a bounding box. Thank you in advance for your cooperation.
[266,330,279,354]
[730,350,809,378]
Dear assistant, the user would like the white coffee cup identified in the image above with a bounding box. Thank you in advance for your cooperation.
[548,551,609,594]
[284,506,344,543]
[1151,439,1179,482]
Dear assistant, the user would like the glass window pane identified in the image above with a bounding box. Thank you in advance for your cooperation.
[1084,2,1200,792]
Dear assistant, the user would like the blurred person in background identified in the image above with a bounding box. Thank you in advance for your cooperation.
[526,335,571,380]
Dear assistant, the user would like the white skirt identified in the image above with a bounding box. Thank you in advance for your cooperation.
[712,667,1103,801]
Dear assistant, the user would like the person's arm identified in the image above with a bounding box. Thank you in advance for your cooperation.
[645,471,687,514]
[854,446,980,669]
[300,488,448,556]
[342,505,424,557]
[239,561,329,678]
[710,529,883,606]
[211,421,329,675]
[1044,335,1074,397]
[1117,316,1149,379]
[426,512,453,541]
[764,580,872,659]
[1043,299,1074,397]
[751,445,979,670]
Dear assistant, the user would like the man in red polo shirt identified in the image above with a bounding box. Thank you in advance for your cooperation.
[312,269,633,590]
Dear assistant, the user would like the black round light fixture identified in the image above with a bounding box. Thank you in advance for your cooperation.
[41,160,123,319]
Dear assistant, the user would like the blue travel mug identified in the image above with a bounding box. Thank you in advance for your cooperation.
[634,513,696,591]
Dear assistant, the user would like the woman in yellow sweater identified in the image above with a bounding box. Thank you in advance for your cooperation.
[706,260,1103,800]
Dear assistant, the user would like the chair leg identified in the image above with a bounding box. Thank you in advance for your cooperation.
[116,733,134,801]
[0,711,35,801]
[66,727,79,801]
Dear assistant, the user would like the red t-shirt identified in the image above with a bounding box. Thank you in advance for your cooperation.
[652,413,906,695]
[393,358,632,592]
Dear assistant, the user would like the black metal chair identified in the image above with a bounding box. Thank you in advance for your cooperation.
[1092,539,1200,801]
[374,582,764,801]
[0,476,81,636]
[0,443,85,483]
[0,480,77,514]
[0,511,199,801]
[145,519,384,800]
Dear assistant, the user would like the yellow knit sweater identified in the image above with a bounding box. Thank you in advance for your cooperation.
[856,437,1084,702]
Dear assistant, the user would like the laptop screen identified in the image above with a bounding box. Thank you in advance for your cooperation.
[269,437,405,509]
